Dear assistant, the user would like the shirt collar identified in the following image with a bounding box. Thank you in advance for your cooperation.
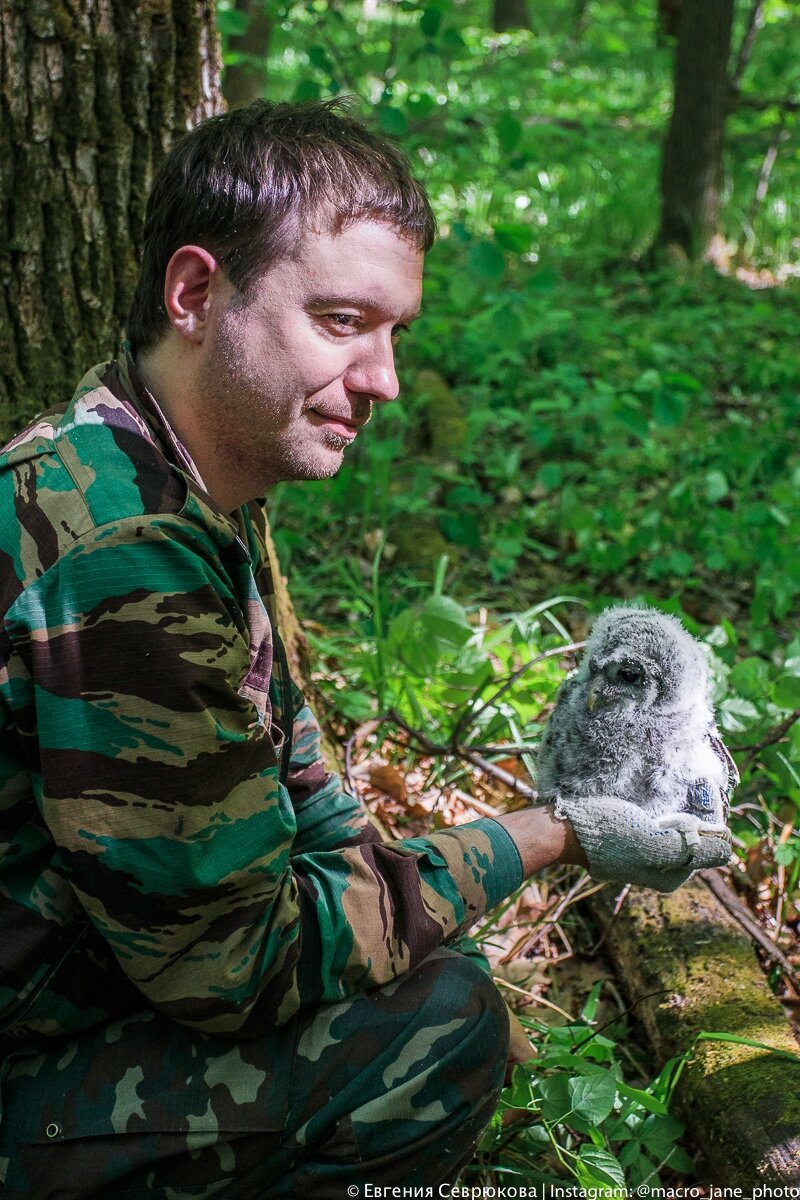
[116,347,212,497]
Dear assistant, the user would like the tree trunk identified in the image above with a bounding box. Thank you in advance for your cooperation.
[0,0,326,736]
[221,0,272,111]
[0,0,221,438]
[492,0,531,34]
[655,0,735,260]
[590,877,800,1186]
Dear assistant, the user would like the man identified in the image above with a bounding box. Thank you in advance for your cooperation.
[0,100,730,1198]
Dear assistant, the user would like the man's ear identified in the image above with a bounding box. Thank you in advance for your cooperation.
[163,245,223,344]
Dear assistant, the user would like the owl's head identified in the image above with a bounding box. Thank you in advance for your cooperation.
[579,606,709,717]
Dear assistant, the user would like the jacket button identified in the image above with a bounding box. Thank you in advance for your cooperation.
[45,1123,61,1139]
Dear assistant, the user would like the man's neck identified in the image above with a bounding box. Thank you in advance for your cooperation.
[135,342,247,515]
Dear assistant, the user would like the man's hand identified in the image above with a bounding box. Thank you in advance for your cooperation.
[552,794,732,893]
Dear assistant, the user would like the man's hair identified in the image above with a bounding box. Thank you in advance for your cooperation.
[126,98,436,353]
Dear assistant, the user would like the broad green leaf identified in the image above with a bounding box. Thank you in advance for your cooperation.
[568,1070,618,1124]
[772,673,800,711]
[420,594,472,650]
[729,656,771,701]
[575,1146,627,1190]
[638,1112,685,1157]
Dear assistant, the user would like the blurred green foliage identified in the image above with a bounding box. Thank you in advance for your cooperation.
[218,0,800,831]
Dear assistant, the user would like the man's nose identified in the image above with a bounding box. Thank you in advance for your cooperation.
[344,332,400,403]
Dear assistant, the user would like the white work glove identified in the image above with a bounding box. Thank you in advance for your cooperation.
[553,795,732,893]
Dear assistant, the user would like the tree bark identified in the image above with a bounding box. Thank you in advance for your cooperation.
[655,0,735,260]
[590,877,800,1186]
[0,0,222,438]
[492,0,531,34]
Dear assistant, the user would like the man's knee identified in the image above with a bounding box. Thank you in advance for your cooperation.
[412,945,510,1070]
[373,944,510,1112]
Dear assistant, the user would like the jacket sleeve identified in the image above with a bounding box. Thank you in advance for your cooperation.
[8,516,523,1037]
[285,694,384,854]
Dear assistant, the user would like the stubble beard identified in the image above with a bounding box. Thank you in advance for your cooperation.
[200,311,349,492]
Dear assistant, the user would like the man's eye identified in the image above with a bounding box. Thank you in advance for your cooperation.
[326,314,360,330]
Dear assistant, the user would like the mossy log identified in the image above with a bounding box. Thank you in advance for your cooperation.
[590,877,800,1187]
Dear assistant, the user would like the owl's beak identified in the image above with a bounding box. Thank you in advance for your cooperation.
[586,681,600,712]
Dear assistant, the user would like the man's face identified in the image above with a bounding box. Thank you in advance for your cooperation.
[198,219,424,495]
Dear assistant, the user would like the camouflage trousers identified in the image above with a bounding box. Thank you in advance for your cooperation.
[0,946,509,1199]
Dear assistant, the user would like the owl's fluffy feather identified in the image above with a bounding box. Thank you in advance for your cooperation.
[536,606,737,823]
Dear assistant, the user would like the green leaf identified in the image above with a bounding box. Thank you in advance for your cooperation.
[705,469,729,503]
[615,1081,668,1115]
[440,511,482,549]
[503,1063,536,1110]
[653,391,686,426]
[407,93,436,118]
[537,463,563,490]
[537,1073,573,1124]
[420,594,472,650]
[729,656,771,701]
[575,1145,627,1190]
[638,1112,685,1157]
[378,105,409,136]
[568,1069,618,1123]
[772,673,800,711]
[493,222,534,254]
[467,242,505,280]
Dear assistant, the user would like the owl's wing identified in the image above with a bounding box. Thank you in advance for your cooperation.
[687,728,739,823]
[536,675,583,797]
[709,728,740,792]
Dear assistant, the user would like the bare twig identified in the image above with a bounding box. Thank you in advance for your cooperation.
[699,869,800,992]
[449,640,584,747]
[737,707,800,773]
[730,0,766,93]
[460,749,537,800]
[750,117,791,214]
[508,875,604,962]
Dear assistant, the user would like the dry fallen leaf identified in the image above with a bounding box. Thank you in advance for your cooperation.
[368,761,408,803]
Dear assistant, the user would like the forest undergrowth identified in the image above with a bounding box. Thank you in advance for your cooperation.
[270,260,800,1189]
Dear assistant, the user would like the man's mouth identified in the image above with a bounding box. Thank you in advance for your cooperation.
[307,410,366,441]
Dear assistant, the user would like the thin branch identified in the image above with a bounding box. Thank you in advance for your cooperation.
[729,0,766,93]
[731,90,800,114]
[737,707,800,773]
[699,869,800,992]
[460,748,538,800]
[449,640,584,748]
[384,709,540,800]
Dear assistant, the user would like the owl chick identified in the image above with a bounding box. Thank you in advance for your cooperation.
[536,606,738,825]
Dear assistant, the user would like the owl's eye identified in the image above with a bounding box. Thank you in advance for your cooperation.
[618,666,643,684]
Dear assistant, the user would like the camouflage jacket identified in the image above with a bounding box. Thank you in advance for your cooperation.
[0,355,523,1046]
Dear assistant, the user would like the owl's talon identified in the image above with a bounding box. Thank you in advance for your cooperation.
[697,826,731,841]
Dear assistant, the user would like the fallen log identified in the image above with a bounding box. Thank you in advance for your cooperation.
[590,875,800,1187]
